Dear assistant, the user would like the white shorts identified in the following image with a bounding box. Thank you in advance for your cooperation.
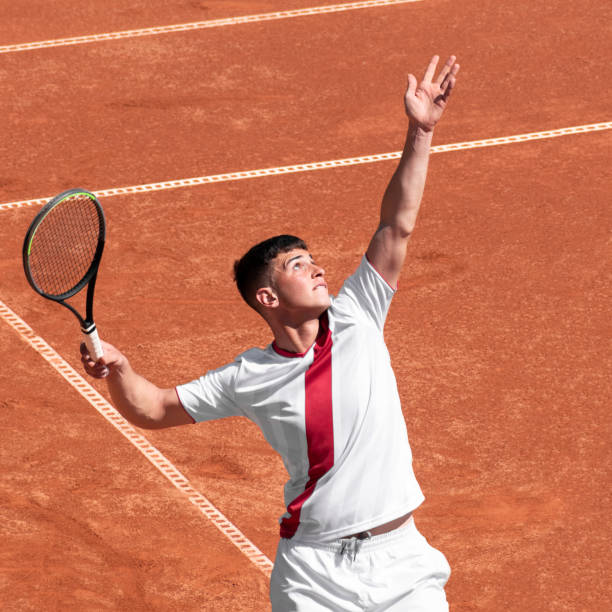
[270,517,451,611]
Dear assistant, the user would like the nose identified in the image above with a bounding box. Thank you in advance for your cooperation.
[312,264,325,277]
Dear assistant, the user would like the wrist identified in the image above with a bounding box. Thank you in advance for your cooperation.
[408,120,435,139]
[405,122,434,155]
[106,352,129,377]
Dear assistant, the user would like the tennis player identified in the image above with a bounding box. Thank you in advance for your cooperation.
[82,54,459,611]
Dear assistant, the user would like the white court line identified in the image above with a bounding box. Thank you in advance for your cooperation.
[1,121,610,213]
[0,300,274,577]
[0,0,421,54]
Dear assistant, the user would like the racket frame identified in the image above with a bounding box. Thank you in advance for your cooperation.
[22,188,106,359]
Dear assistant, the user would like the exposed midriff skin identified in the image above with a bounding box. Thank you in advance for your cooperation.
[343,511,414,539]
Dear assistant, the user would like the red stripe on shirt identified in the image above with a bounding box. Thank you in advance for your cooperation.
[280,314,334,538]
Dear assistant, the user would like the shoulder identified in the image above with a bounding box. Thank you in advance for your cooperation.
[235,345,278,366]
[330,255,396,330]
[230,344,295,378]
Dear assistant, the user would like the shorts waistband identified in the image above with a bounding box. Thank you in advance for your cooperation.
[289,515,416,555]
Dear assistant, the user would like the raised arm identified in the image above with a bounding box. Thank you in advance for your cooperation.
[80,341,193,429]
[366,55,459,288]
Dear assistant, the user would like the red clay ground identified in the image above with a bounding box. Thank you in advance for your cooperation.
[1,0,610,610]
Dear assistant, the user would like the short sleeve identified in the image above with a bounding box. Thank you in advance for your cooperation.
[175,361,243,423]
[332,255,396,330]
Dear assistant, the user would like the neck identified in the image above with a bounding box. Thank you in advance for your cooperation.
[270,314,322,355]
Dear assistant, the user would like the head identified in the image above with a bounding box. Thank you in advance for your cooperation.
[233,235,330,321]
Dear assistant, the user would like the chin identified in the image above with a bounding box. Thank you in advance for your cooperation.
[317,296,331,313]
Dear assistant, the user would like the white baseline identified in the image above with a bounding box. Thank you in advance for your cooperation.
[0,300,274,577]
[0,122,610,213]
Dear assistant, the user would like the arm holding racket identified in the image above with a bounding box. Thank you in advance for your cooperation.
[80,341,193,429]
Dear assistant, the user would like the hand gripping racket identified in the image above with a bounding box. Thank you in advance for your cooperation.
[22,188,106,360]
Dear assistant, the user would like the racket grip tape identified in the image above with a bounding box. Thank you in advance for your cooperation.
[82,323,104,361]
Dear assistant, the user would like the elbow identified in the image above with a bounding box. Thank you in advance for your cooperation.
[379,212,417,240]
[112,400,169,430]
[134,401,173,429]
[395,224,414,240]
[133,415,166,430]
[395,209,418,238]
[385,222,414,241]
[119,411,165,430]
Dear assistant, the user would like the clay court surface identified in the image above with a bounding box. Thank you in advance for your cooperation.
[1,0,610,610]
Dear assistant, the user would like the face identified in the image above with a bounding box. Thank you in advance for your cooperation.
[257,248,330,318]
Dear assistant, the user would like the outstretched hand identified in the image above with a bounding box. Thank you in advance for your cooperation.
[404,55,459,131]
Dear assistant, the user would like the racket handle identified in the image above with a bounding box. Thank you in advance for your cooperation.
[82,324,104,361]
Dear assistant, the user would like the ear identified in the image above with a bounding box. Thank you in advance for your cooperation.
[255,287,278,309]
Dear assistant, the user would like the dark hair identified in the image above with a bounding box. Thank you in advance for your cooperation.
[233,235,308,310]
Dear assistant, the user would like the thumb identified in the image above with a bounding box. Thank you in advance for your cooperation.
[80,339,122,367]
[97,339,123,367]
[406,73,418,98]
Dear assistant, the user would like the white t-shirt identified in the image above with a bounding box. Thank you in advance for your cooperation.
[176,256,424,542]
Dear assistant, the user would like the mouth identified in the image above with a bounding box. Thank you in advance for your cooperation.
[314,283,328,291]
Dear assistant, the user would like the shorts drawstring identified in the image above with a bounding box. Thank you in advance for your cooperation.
[338,531,371,561]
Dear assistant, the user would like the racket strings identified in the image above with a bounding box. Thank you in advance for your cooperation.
[28,194,102,296]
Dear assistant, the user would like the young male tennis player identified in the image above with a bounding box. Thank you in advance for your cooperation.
[82,54,459,611]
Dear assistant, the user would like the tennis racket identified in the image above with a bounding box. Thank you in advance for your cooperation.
[22,188,106,361]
